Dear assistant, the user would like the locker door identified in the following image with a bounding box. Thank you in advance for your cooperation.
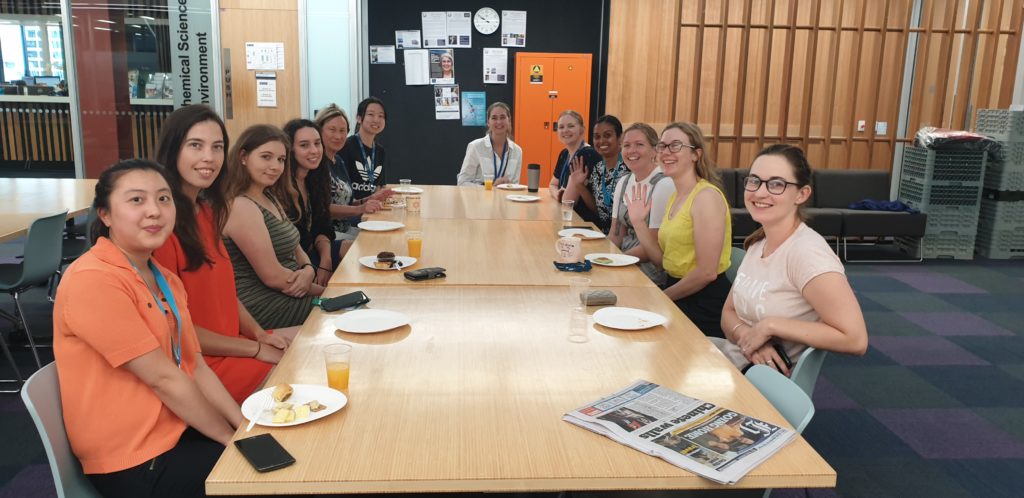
[548,55,592,179]
[513,53,555,183]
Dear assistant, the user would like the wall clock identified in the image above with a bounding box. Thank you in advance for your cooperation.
[474,7,500,35]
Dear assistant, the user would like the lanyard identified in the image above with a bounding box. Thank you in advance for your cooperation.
[490,136,508,179]
[597,154,625,209]
[129,258,183,368]
[355,135,377,184]
[558,146,583,187]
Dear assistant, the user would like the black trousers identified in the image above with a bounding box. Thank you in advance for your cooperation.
[664,272,732,338]
[88,427,223,498]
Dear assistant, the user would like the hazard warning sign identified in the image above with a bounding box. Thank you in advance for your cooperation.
[529,64,543,84]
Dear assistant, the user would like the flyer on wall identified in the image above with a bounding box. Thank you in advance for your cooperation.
[421,11,447,47]
[501,11,527,47]
[395,30,421,49]
[483,48,508,84]
[404,49,430,85]
[434,85,460,120]
[370,45,396,64]
[461,92,486,126]
[446,11,472,48]
[428,49,455,85]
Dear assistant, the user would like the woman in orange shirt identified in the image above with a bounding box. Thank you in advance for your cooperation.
[152,105,299,404]
[54,159,242,498]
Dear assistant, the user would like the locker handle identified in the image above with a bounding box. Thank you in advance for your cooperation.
[543,121,549,130]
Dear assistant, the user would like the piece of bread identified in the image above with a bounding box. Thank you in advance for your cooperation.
[375,251,396,268]
[272,384,293,402]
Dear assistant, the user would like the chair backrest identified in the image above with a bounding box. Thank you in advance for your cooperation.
[20,362,102,498]
[726,247,746,282]
[789,347,827,396]
[745,364,815,433]
[19,211,68,287]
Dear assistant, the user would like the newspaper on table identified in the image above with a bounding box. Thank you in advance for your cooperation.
[563,380,797,485]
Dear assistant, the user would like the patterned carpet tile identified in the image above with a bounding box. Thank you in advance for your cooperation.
[823,366,962,409]
[886,272,987,294]
[870,408,1024,459]
[861,311,932,337]
[912,366,1024,408]
[869,337,990,367]
[939,459,1024,497]
[898,312,1015,337]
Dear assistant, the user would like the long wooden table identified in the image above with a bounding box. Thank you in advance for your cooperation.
[207,184,836,494]
[368,185,563,221]
[0,178,96,243]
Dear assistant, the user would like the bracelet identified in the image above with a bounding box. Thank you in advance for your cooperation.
[252,342,262,358]
[319,266,332,271]
[301,263,315,272]
[730,322,744,334]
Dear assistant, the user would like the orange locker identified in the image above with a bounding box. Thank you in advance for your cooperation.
[512,53,592,184]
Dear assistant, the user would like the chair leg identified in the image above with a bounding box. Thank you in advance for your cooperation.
[0,327,25,391]
[48,268,63,303]
[13,291,42,369]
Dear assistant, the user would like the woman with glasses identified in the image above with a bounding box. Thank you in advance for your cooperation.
[609,123,675,286]
[548,110,603,211]
[563,115,629,233]
[625,122,732,337]
[718,144,867,373]
[457,102,523,186]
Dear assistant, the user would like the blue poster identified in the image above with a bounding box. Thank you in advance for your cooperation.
[461,92,486,127]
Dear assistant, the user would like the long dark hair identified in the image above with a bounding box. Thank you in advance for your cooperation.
[743,144,813,249]
[90,160,199,259]
[222,124,300,219]
[282,119,332,234]
[154,104,230,270]
[353,96,386,135]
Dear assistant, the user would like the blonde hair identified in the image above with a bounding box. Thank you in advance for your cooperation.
[486,101,513,139]
[661,122,722,190]
[313,103,350,132]
[558,109,585,127]
[623,122,658,147]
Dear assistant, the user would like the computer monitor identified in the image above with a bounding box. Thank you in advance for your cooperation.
[35,76,60,87]
[22,76,35,85]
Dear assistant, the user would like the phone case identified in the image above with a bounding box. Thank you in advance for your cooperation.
[320,291,370,312]
[771,342,793,370]
[234,434,295,473]
[404,267,447,281]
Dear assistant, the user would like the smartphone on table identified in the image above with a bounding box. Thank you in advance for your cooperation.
[234,433,295,472]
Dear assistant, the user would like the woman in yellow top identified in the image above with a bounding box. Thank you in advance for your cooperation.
[626,122,731,337]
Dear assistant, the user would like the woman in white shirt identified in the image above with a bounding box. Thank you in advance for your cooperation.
[719,144,867,374]
[456,102,523,186]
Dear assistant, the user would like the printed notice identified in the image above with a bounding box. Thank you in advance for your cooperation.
[403,49,430,85]
[501,11,526,47]
[446,11,472,48]
[395,30,421,49]
[434,84,460,120]
[370,45,396,64]
[483,48,508,84]
[429,49,455,85]
[245,42,285,70]
[462,91,485,126]
[421,11,447,47]
[255,72,276,107]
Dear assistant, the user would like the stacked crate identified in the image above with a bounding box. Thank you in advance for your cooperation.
[976,109,1024,259]
[896,146,986,259]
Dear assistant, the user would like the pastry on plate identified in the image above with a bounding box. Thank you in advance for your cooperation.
[375,251,397,269]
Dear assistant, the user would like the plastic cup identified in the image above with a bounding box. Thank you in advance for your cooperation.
[406,230,423,258]
[324,344,352,391]
[568,309,589,343]
[561,199,575,222]
[568,277,590,309]
[399,179,412,186]
[406,194,421,213]
[483,174,494,190]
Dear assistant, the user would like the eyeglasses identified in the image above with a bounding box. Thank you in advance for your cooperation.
[655,141,698,153]
[743,175,802,195]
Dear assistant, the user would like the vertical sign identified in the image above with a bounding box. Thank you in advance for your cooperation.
[168,0,217,109]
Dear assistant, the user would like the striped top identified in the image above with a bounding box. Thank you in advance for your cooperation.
[224,195,314,329]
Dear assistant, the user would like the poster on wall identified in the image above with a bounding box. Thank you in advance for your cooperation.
[428,49,455,85]
[483,48,507,84]
[370,45,396,64]
[501,11,527,47]
[446,12,472,47]
[404,49,430,85]
[434,84,460,120]
[395,30,421,49]
[255,72,277,107]
[461,92,486,127]
[245,42,285,70]
[422,11,447,47]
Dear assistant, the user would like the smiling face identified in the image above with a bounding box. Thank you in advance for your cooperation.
[621,129,656,172]
[592,122,622,161]
[557,114,583,147]
[291,127,324,172]
[744,153,811,226]
[487,105,510,137]
[657,127,700,178]
[98,169,176,256]
[358,103,386,136]
[440,55,453,72]
[321,115,348,156]
[241,140,288,189]
[176,120,225,192]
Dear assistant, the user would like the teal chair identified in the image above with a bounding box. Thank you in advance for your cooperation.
[21,362,103,498]
[726,247,746,282]
[48,207,97,302]
[789,347,827,397]
[746,364,816,498]
[0,211,67,381]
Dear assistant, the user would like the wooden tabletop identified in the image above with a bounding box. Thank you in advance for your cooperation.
[0,178,96,243]
[329,218,654,288]
[369,185,564,221]
[206,285,835,495]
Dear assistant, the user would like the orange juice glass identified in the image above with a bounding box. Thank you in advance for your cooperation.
[484,174,494,190]
[324,344,352,391]
[406,230,423,258]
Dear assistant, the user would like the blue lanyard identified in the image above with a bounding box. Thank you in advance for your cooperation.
[356,135,377,184]
[490,136,508,180]
[129,258,183,368]
[559,147,583,187]
[598,154,625,209]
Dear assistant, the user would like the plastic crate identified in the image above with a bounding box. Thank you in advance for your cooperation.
[924,207,981,235]
[979,199,1024,231]
[897,233,976,260]
[975,226,1024,259]
[902,146,987,184]
[984,161,1024,191]
[898,177,982,208]
[994,141,1024,166]
[977,109,1024,142]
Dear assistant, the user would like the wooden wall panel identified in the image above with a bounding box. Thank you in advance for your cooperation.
[218,2,300,139]
[605,0,680,126]
[607,0,1024,170]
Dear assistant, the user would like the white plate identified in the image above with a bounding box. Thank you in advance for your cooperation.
[335,309,410,333]
[496,183,527,191]
[357,255,416,270]
[357,221,405,232]
[506,194,540,202]
[241,384,347,427]
[392,186,424,194]
[558,228,606,239]
[593,307,668,330]
[585,253,640,267]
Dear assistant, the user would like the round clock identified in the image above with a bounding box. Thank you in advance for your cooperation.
[474,7,500,35]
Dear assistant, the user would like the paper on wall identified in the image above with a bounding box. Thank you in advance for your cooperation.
[395,30,421,49]
[501,11,526,47]
[421,11,447,47]
[404,49,430,85]
[446,11,472,48]
[462,91,486,127]
[483,48,508,84]
[255,72,276,107]
[370,45,396,64]
[429,49,455,85]
[245,42,285,70]
[434,84,460,120]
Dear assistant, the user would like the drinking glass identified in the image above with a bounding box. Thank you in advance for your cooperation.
[324,344,352,391]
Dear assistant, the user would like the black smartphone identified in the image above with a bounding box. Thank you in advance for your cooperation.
[318,291,370,312]
[234,434,295,472]
[771,342,794,371]
[404,267,446,281]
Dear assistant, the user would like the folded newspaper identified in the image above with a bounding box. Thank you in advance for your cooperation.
[563,380,797,484]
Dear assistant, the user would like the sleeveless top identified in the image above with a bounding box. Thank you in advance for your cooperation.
[615,170,668,286]
[224,194,314,329]
[658,179,732,279]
